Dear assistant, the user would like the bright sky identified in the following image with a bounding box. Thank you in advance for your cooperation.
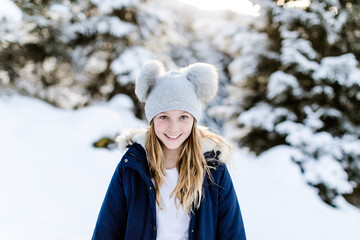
[177,0,261,15]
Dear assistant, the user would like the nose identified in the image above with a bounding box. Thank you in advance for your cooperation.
[168,119,179,133]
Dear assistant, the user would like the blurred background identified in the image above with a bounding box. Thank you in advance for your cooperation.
[1,0,360,239]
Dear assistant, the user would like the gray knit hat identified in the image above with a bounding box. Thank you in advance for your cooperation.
[135,60,219,122]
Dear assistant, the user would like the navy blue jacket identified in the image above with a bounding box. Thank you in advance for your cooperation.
[92,142,246,240]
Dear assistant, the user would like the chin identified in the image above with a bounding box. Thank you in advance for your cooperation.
[162,142,183,150]
[160,138,185,151]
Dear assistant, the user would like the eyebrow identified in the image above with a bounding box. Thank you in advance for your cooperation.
[159,111,190,114]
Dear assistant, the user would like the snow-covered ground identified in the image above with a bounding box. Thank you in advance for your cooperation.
[1,94,360,240]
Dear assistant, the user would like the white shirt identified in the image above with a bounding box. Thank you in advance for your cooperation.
[154,168,190,240]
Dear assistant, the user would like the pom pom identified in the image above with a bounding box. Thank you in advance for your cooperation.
[135,60,165,102]
[182,63,218,103]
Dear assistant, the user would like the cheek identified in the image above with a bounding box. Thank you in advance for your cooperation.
[153,121,165,137]
[182,121,194,136]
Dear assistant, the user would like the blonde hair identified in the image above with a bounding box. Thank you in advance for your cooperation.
[145,120,231,214]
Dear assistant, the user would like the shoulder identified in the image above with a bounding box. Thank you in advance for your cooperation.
[115,128,148,151]
[118,143,147,166]
[199,126,231,164]
[203,150,229,182]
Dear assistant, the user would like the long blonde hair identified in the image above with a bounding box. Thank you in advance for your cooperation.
[145,120,231,214]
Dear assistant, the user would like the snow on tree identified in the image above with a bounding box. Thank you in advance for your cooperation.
[0,0,230,126]
[0,1,170,111]
[198,0,360,207]
[2,0,140,108]
[0,0,231,129]
[0,0,23,42]
[243,0,360,207]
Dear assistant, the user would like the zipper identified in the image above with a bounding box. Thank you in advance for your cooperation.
[128,152,155,189]
[128,151,157,235]
[188,212,195,240]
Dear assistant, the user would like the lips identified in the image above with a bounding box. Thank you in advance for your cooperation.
[164,133,182,140]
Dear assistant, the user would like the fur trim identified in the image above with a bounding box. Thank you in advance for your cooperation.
[115,128,229,163]
[181,63,218,103]
[135,60,165,102]
[115,128,147,150]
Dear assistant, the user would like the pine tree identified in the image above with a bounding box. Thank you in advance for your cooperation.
[0,0,178,113]
[224,0,360,207]
[0,0,231,125]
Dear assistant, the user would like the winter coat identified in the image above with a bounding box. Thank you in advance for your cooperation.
[92,129,246,240]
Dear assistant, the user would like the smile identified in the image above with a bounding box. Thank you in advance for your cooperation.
[165,134,182,139]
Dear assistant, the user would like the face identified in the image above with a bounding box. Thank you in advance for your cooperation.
[153,110,194,152]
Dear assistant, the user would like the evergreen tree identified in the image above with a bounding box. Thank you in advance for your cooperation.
[0,0,230,124]
[0,0,179,113]
[225,0,360,207]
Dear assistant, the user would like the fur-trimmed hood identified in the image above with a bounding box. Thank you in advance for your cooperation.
[115,128,230,163]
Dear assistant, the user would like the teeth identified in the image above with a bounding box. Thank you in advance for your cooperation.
[166,134,180,139]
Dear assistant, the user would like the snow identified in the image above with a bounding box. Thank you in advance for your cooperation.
[267,71,301,101]
[0,0,23,42]
[309,0,347,45]
[0,70,10,85]
[283,37,318,60]
[48,3,72,22]
[90,0,139,13]
[0,0,22,23]
[271,0,349,48]
[281,38,320,74]
[1,0,360,238]
[273,4,321,28]
[276,121,343,159]
[303,105,325,130]
[231,145,360,240]
[176,0,260,16]
[313,53,360,87]
[191,10,272,83]
[227,31,272,83]
[66,16,136,38]
[85,51,108,74]
[282,0,311,9]
[310,85,335,98]
[2,94,359,239]
[97,17,136,38]
[342,135,360,156]
[0,94,145,240]
[303,154,352,193]
[110,46,157,85]
[238,102,297,131]
[275,120,355,194]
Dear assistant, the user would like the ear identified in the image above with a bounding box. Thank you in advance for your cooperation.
[135,60,165,102]
[183,63,219,103]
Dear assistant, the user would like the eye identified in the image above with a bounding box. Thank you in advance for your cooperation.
[159,115,168,120]
[180,115,188,120]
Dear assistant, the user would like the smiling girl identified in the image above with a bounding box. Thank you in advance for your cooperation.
[92,61,246,240]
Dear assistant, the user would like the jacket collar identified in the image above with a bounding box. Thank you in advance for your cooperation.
[115,127,230,163]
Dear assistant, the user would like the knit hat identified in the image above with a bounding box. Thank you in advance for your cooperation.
[135,60,219,122]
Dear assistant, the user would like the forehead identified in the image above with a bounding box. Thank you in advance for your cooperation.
[158,110,190,115]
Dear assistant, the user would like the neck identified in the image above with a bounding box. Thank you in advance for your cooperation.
[163,146,182,169]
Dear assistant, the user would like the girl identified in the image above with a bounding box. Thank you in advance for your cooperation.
[92,61,246,240]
